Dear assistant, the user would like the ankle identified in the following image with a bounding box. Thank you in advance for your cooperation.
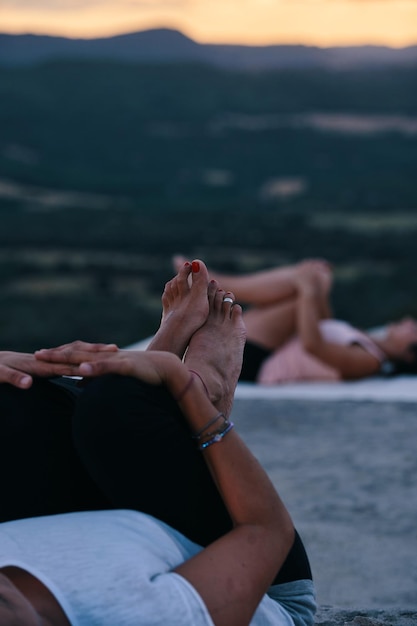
[188,369,210,399]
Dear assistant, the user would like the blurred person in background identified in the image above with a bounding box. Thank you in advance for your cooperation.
[174,256,417,385]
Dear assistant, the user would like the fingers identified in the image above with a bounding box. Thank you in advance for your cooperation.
[63,340,118,352]
[35,348,86,364]
[34,362,86,377]
[78,353,140,379]
[35,341,119,363]
[79,351,168,387]
[36,350,115,366]
[36,340,118,354]
[0,348,110,385]
[79,359,126,377]
[0,365,33,389]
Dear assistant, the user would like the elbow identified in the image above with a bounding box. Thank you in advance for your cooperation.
[250,518,295,560]
[267,505,295,549]
[267,520,296,568]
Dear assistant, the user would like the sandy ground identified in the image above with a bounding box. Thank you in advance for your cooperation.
[230,398,417,625]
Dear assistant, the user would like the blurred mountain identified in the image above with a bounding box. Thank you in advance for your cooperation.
[1,28,417,69]
[1,58,416,211]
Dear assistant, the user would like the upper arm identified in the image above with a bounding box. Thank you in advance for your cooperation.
[307,341,381,380]
[174,525,294,626]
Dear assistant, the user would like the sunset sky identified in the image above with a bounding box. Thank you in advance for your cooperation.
[1,0,417,47]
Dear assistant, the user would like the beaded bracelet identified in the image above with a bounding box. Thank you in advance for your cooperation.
[198,420,234,451]
[197,416,232,446]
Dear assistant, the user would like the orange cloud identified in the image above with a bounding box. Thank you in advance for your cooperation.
[0,0,416,46]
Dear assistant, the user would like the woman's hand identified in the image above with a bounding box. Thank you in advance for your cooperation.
[37,342,189,396]
[35,340,118,363]
[0,352,37,388]
[294,259,333,294]
[0,344,117,389]
[78,350,183,390]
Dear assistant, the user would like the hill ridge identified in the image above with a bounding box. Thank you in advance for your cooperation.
[1,28,417,69]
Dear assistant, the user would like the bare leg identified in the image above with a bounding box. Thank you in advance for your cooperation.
[173,254,298,306]
[184,284,247,417]
[173,255,332,309]
[147,260,210,359]
[242,264,333,350]
[243,298,299,351]
[157,258,330,374]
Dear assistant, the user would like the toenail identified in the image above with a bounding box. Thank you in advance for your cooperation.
[192,261,200,273]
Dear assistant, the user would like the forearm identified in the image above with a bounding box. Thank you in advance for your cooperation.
[318,289,333,319]
[176,379,293,535]
[204,430,293,536]
[296,285,325,354]
[216,266,299,306]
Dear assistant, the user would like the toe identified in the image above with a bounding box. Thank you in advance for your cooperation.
[191,259,210,290]
[213,288,225,312]
[207,279,218,303]
[177,261,192,292]
[222,291,235,317]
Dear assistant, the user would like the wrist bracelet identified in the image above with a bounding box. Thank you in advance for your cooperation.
[198,416,232,445]
[198,421,234,450]
[192,412,224,439]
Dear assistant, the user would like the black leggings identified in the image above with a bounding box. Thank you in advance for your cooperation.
[239,340,273,382]
[0,375,311,584]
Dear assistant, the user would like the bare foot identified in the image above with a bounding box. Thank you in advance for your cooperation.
[148,259,210,359]
[173,254,225,284]
[184,282,247,417]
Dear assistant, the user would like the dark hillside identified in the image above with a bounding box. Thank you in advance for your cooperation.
[1,28,417,69]
[0,61,416,204]
[0,61,416,350]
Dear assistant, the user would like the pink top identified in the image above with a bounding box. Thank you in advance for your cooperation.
[257,319,386,385]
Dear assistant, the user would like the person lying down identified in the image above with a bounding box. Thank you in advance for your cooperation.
[0,260,315,626]
[172,256,417,385]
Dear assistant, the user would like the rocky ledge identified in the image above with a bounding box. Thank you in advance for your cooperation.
[315,607,417,626]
